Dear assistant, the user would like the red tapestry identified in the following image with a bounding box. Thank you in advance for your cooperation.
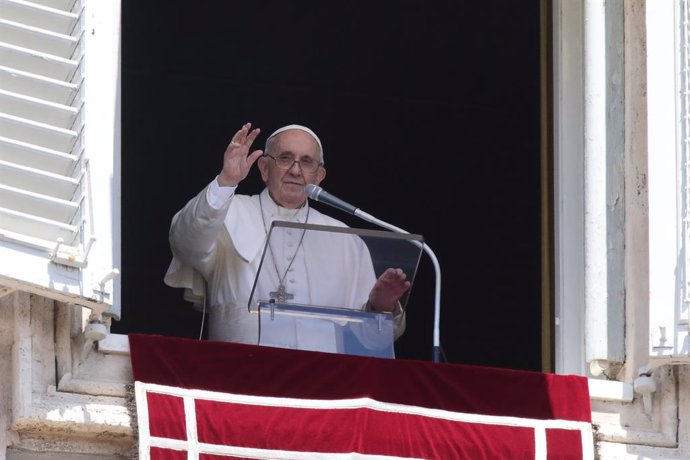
[129,334,593,460]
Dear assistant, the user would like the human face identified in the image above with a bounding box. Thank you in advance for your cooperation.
[258,130,326,208]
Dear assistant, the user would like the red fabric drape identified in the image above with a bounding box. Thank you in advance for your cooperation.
[130,334,593,459]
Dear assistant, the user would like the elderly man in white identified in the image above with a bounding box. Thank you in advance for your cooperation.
[165,122,409,353]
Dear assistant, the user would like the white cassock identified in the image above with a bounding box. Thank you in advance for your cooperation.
[164,179,405,353]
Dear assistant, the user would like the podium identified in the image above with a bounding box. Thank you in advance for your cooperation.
[248,221,423,358]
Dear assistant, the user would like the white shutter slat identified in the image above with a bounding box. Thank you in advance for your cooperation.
[0,207,78,242]
[0,88,78,127]
[0,136,77,175]
[0,18,78,57]
[0,158,79,199]
[0,65,78,105]
[0,0,78,35]
[0,42,79,82]
[0,182,78,218]
[0,112,78,151]
[29,0,76,12]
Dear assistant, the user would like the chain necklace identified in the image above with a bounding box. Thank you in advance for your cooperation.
[259,193,310,303]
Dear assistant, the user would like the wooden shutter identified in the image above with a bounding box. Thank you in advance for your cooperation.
[0,0,121,319]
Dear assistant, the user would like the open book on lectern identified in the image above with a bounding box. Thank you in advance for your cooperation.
[248,221,423,358]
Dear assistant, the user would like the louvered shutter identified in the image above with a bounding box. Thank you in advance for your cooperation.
[0,0,120,319]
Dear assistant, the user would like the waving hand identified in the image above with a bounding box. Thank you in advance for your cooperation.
[217,122,263,187]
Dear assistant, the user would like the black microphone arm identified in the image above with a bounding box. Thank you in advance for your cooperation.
[305,184,443,363]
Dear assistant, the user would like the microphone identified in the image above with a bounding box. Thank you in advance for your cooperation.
[305,183,444,363]
[305,184,359,215]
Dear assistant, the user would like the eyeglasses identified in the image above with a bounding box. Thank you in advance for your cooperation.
[264,153,322,173]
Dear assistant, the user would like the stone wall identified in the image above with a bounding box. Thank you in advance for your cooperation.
[0,291,134,460]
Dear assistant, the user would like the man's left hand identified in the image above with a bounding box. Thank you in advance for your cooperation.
[368,268,411,313]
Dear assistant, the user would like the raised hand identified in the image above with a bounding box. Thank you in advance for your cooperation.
[368,268,411,313]
[217,122,264,187]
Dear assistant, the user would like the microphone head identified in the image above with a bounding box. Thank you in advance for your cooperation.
[305,184,322,200]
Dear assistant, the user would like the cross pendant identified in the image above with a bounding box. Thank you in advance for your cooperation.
[269,284,294,303]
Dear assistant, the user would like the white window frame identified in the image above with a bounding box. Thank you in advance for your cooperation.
[553,0,586,376]
[554,0,690,380]
[647,0,687,361]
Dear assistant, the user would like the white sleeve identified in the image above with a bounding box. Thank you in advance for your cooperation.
[207,176,237,209]
[168,178,235,278]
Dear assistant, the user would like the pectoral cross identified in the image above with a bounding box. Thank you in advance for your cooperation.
[269,284,294,303]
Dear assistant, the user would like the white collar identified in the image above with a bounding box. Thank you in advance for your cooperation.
[260,188,309,224]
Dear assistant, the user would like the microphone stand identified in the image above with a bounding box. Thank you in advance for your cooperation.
[353,209,443,364]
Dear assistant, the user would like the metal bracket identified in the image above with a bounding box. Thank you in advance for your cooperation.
[92,268,120,302]
[634,364,658,415]
[49,235,96,269]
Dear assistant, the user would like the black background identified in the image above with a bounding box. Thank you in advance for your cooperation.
[114,1,542,370]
